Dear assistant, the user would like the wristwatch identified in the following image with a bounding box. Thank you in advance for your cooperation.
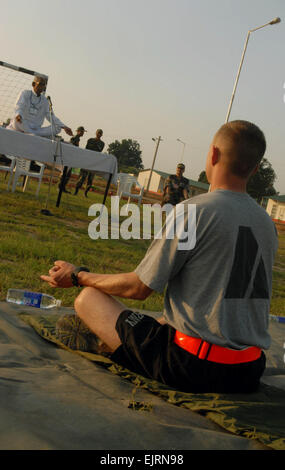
[71,266,90,287]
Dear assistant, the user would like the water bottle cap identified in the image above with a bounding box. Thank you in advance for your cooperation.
[56,299,62,308]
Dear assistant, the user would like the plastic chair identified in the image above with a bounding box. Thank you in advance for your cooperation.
[11,158,45,197]
[0,155,16,190]
[116,173,144,207]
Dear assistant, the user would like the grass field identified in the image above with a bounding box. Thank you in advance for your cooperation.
[0,176,284,316]
[0,177,164,311]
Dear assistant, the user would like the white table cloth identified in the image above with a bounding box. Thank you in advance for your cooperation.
[0,127,118,183]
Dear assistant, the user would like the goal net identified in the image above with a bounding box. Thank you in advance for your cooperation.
[0,61,48,126]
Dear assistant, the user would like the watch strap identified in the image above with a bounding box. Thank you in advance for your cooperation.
[71,266,90,287]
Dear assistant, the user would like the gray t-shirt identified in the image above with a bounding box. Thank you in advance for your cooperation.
[135,190,278,350]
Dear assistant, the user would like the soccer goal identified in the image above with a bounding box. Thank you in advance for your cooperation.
[0,61,48,126]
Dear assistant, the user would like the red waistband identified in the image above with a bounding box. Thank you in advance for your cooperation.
[174,331,262,364]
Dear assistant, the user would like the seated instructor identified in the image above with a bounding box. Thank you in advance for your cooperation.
[8,75,73,138]
[41,120,278,394]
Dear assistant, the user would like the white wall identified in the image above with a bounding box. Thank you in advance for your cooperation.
[137,171,162,192]
[276,204,285,222]
[266,199,285,222]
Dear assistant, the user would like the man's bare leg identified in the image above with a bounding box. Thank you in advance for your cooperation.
[74,287,126,352]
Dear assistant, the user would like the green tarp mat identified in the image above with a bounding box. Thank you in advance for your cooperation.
[19,312,285,451]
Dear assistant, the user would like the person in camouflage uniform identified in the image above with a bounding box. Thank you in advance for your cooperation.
[162,163,190,206]
[59,126,86,193]
[74,129,105,197]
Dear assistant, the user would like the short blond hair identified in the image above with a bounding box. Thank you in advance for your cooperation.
[214,120,266,178]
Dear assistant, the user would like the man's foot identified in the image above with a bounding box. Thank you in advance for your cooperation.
[55,314,112,356]
[62,189,71,194]
[74,188,79,195]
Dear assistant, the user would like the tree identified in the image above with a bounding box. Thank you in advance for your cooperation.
[247,158,277,202]
[107,139,144,174]
[198,159,277,202]
[198,171,209,184]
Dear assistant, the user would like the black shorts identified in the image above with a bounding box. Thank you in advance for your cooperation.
[111,310,266,394]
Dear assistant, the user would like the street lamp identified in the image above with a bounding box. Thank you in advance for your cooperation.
[225,17,281,123]
[177,138,186,162]
[146,136,162,193]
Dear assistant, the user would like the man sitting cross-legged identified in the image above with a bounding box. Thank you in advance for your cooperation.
[41,120,278,394]
[8,75,73,138]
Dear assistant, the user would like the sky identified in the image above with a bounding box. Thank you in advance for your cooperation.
[1,0,284,192]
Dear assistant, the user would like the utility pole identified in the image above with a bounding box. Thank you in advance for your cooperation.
[146,136,162,193]
[177,138,186,163]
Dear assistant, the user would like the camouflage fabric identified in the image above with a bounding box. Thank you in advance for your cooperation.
[55,314,111,356]
[86,138,105,152]
[74,138,105,192]
[162,174,190,205]
[75,169,95,190]
[70,134,81,147]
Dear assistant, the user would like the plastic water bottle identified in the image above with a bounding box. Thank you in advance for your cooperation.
[6,289,61,309]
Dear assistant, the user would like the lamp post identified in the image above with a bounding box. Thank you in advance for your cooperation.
[225,17,281,123]
[146,136,162,194]
[177,138,186,162]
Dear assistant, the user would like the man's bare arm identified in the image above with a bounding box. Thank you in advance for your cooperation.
[78,271,152,300]
[40,260,152,300]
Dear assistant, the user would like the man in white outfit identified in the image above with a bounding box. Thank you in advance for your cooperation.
[8,75,73,138]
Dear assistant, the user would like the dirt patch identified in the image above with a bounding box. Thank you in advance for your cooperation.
[64,220,87,229]
[0,259,16,265]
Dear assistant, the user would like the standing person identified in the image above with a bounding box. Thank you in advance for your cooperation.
[74,129,105,197]
[69,126,87,148]
[162,163,190,206]
[41,120,278,394]
[7,76,73,138]
[59,126,87,194]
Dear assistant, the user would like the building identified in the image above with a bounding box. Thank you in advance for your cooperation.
[263,195,285,224]
[137,169,209,196]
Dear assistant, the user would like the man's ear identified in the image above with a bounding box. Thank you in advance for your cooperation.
[212,145,220,165]
[251,164,259,176]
